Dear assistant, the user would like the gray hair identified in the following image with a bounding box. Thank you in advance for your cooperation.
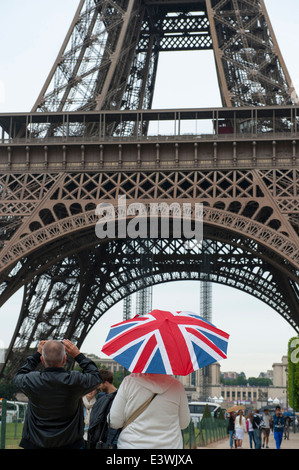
[42,340,66,367]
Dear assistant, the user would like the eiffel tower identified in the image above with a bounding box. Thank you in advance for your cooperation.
[1,0,299,379]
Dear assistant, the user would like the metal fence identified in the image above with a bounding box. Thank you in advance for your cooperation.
[0,399,27,449]
[183,417,227,449]
[1,398,227,450]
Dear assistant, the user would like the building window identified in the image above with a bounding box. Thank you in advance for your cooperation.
[191,372,196,386]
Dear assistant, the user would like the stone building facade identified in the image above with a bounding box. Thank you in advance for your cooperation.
[97,355,289,409]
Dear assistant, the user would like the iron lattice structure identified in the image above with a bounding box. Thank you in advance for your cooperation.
[33,0,296,116]
[0,0,299,378]
[199,240,213,400]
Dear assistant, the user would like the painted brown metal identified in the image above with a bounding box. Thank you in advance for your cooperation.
[32,0,297,116]
[1,112,299,377]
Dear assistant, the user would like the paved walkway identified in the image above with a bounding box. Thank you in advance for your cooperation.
[201,430,299,450]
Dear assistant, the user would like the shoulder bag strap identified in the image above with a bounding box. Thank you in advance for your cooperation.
[122,393,157,430]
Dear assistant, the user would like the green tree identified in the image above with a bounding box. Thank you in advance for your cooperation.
[202,403,212,419]
[0,380,17,400]
[247,377,272,387]
[235,375,247,386]
[288,337,299,411]
[113,370,129,388]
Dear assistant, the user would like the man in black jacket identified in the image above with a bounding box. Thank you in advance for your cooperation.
[13,339,102,449]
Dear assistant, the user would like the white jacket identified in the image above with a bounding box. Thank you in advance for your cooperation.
[235,415,246,431]
[109,373,190,449]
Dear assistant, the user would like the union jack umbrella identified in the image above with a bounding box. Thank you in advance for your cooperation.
[101,309,229,376]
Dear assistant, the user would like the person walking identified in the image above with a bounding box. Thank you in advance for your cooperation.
[262,408,271,448]
[234,410,246,448]
[13,339,102,449]
[109,373,190,449]
[284,416,290,440]
[227,411,235,449]
[246,411,255,449]
[272,406,285,449]
[252,409,263,449]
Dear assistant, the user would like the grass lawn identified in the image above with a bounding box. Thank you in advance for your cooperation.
[1,422,23,449]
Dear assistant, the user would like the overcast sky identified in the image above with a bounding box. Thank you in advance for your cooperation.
[0,1,298,378]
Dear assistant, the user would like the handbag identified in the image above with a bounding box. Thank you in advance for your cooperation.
[96,415,121,449]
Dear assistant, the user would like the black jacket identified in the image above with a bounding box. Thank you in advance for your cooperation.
[88,391,118,448]
[13,351,102,449]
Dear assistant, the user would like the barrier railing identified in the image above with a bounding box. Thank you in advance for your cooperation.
[183,417,227,449]
[1,105,299,143]
[1,398,227,450]
[0,399,27,449]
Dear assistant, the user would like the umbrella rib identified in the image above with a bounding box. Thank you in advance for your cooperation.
[158,319,193,375]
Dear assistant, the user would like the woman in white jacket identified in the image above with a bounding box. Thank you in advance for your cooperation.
[234,410,247,448]
[109,373,190,449]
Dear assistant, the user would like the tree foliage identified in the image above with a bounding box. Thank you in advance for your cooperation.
[202,403,212,419]
[220,376,272,386]
[0,381,17,400]
[287,337,299,411]
[247,377,273,387]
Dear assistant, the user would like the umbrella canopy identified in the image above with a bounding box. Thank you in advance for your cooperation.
[101,309,229,376]
[226,405,245,413]
[283,411,294,417]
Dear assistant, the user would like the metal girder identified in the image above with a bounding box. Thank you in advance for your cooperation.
[1,231,299,379]
[0,165,299,273]
[206,0,297,106]
[32,0,298,118]
[0,163,299,379]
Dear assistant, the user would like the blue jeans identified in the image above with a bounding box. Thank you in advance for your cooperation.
[253,429,262,449]
[248,431,255,449]
[274,431,283,449]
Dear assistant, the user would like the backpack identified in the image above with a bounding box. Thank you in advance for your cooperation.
[253,414,266,430]
[258,418,266,430]
[87,392,117,449]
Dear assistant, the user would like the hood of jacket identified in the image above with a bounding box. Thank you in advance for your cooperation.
[129,373,176,394]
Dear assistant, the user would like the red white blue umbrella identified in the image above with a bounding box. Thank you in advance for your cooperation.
[101,309,229,376]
